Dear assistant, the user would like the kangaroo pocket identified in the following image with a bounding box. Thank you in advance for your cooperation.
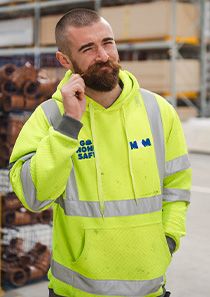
[71,222,171,280]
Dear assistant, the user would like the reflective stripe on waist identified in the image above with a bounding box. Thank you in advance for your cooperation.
[51,259,164,297]
[55,195,162,217]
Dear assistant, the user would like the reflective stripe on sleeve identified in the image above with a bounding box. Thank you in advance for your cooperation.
[165,154,190,177]
[163,188,190,202]
[20,158,54,211]
[9,152,36,171]
[56,195,162,217]
[141,89,165,185]
[18,152,36,162]
[41,99,62,127]
[51,259,164,297]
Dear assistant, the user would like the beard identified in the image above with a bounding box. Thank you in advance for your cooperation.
[72,59,121,91]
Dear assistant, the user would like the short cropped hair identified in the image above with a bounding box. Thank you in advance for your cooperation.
[55,8,101,55]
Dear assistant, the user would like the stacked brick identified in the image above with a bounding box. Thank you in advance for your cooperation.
[0,62,59,168]
[0,63,58,112]
[2,239,50,287]
[0,62,58,289]
[0,114,25,168]
[2,192,52,227]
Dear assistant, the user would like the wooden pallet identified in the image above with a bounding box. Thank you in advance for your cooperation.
[116,36,199,46]
[161,91,198,100]
[0,0,33,7]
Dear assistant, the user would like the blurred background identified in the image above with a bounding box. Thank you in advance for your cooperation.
[0,0,210,296]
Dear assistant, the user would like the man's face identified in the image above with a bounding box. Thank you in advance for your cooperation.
[66,19,121,91]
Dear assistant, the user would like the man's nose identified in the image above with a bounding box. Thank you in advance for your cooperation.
[95,47,109,62]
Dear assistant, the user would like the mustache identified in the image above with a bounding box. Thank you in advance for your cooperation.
[82,60,121,76]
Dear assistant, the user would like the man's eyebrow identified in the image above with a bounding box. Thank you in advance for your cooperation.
[78,38,114,52]
[102,37,114,42]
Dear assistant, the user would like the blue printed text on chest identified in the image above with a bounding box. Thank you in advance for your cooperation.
[76,139,95,160]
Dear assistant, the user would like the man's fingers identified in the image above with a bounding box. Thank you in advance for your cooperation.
[69,74,85,87]
[61,82,85,97]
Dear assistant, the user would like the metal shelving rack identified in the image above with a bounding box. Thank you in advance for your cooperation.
[200,0,210,116]
[0,0,207,112]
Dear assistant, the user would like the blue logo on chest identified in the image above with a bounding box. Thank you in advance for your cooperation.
[129,138,151,150]
[76,139,95,160]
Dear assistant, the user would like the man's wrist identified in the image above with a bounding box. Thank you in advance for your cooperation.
[166,236,176,255]
[55,114,83,139]
[65,112,81,121]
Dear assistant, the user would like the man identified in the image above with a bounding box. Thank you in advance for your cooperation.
[9,8,191,297]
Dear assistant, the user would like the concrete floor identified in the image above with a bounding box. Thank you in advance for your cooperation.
[167,153,210,296]
[3,153,210,297]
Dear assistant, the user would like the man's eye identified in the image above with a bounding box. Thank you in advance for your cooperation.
[83,47,92,53]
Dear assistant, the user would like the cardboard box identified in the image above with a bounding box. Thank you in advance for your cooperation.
[40,14,63,46]
[0,17,33,47]
[100,1,199,42]
[120,60,200,94]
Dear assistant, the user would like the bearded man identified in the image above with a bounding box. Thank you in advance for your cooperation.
[10,8,191,297]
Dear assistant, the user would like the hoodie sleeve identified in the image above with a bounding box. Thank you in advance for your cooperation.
[9,99,82,212]
[156,95,192,253]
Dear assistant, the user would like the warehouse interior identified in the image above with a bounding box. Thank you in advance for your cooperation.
[0,0,210,296]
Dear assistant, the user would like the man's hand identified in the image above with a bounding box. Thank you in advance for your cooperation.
[61,74,86,121]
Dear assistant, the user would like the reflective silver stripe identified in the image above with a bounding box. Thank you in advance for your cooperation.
[9,152,36,175]
[56,195,162,217]
[51,259,164,297]
[165,154,190,177]
[64,168,79,201]
[18,100,62,211]
[141,89,165,185]
[41,99,62,127]
[21,158,54,211]
[163,188,190,202]
[19,152,36,162]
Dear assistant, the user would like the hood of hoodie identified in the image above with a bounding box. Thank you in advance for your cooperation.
[52,69,140,111]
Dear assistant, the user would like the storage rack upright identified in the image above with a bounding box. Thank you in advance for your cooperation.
[0,0,209,293]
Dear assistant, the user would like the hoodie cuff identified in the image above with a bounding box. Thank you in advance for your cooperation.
[55,114,83,139]
[166,236,176,255]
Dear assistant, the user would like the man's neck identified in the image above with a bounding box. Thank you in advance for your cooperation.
[85,83,122,108]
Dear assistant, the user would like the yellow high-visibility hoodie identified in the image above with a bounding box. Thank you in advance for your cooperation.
[10,69,191,297]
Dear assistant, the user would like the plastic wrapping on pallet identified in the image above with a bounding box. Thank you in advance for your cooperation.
[0,169,13,193]
[2,224,52,252]
[0,17,33,47]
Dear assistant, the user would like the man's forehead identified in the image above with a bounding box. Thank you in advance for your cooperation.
[66,20,114,45]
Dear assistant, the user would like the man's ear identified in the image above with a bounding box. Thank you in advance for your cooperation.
[56,51,73,70]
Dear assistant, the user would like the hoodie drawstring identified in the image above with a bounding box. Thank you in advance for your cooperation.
[122,106,138,202]
[89,103,105,216]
